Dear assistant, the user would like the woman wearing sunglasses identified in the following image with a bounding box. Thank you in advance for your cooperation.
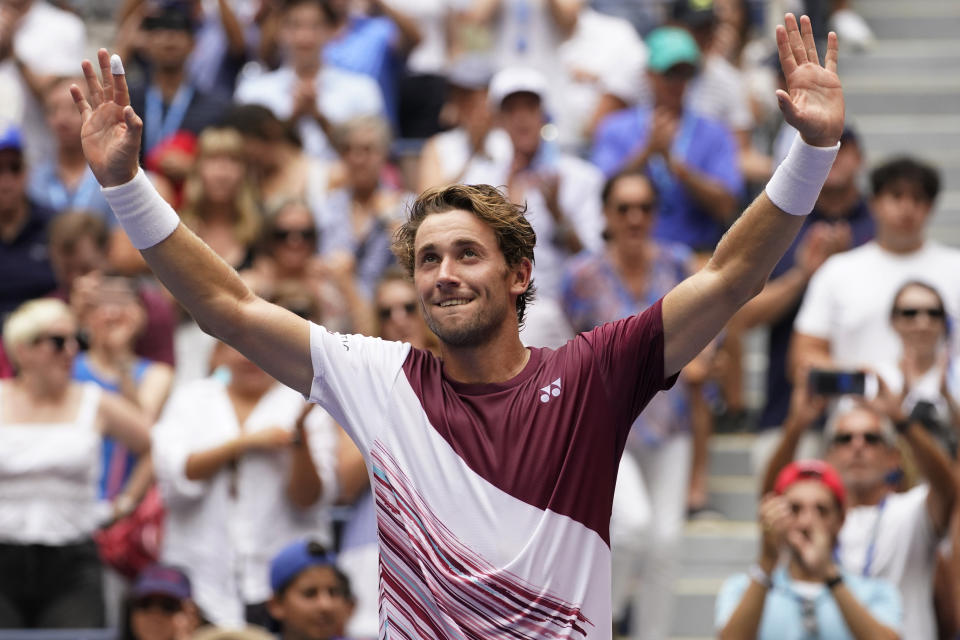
[246,200,374,336]
[878,281,960,450]
[0,298,152,628]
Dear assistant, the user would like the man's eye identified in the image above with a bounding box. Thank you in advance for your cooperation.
[421,254,438,263]
[463,249,477,258]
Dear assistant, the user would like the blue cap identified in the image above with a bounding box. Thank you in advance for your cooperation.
[0,124,23,152]
[133,564,192,600]
[270,539,337,593]
[646,27,701,72]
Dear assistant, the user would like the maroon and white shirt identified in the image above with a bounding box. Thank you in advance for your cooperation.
[308,300,675,639]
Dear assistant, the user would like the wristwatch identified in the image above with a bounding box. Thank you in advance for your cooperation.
[825,573,844,590]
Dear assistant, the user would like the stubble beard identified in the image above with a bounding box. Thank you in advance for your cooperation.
[423,298,508,348]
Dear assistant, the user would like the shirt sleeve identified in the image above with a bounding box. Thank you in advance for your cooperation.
[151,387,210,506]
[793,256,837,339]
[308,323,412,453]
[714,574,750,630]
[861,577,903,632]
[580,298,679,429]
[304,408,341,508]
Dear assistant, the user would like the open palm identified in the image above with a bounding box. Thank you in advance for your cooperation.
[70,49,143,187]
[776,14,845,148]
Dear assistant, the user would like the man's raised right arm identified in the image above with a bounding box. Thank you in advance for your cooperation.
[72,50,313,396]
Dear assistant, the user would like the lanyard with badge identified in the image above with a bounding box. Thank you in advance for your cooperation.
[834,496,887,577]
[144,84,195,153]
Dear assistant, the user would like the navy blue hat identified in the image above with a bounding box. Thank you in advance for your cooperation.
[133,564,192,600]
[0,123,23,152]
[270,540,337,594]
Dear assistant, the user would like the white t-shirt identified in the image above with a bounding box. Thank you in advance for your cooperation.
[10,0,86,169]
[555,8,647,150]
[307,301,675,639]
[382,0,451,75]
[794,241,960,369]
[876,359,960,435]
[153,379,338,626]
[234,65,384,159]
[837,485,939,640]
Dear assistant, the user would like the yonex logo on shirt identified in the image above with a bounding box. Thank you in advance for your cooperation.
[539,378,562,403]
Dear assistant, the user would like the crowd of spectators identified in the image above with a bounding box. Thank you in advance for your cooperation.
[0,0,957,638]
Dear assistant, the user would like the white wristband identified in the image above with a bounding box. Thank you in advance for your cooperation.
[101,168,180,250]
[765,135,840,216]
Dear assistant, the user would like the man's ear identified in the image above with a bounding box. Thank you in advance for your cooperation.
[266,596,285,623]
[509,257,533,297]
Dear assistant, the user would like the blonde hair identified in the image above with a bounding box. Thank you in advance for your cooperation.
[333,114,392,154]
[180,127,262,247]
[3,298,74,365]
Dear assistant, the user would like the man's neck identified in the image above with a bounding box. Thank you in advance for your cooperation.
[847,483,891,509]
[876,234,924,255]
[293,58,321,80]
[439,330,531,385]
[0,200,28,242]
[152,67,186,101]
[58,145,87,178]
[815,184,861,218]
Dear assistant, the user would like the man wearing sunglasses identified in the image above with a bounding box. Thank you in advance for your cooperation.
[762,384,956,640]
[717,460,901,639]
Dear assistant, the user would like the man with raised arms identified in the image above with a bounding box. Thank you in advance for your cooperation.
[73,15,842,639]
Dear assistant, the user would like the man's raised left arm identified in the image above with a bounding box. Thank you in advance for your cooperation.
[662,13,844,376]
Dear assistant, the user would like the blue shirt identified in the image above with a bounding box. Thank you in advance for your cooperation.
[325,14,399,126]
[715,567,902,639]
[758,198,875,429]
[73,353,151,499]
[591,106,743,250]
[28,162,115,225]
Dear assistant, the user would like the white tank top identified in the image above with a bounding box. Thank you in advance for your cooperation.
[0,382,107,544]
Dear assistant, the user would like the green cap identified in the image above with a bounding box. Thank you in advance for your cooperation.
[646,27,701,73]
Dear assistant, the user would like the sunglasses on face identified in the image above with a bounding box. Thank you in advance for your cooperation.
[33,333,79,353]
[832,432,885,447]
[614,201,656,216]
[893,307,945,320]
[377,302,417,321]
[272,228,317,244]
[133,596,181,613]
[0,160,24,175]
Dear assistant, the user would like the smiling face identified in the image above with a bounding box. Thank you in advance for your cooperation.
[413,210,530,348]
[15,313,78,385]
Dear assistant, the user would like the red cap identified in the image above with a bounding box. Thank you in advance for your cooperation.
[774,460,846,507]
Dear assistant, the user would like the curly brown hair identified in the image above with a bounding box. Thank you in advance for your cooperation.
[392,184,537,327]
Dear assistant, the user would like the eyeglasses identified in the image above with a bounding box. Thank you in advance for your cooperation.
[614,201,656,216]
[831,432,886,447]
[33,333,80,353]
[377,302,417,321]
[893,307,945,320]
[272,228,317,244]
[133,596,181,613]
